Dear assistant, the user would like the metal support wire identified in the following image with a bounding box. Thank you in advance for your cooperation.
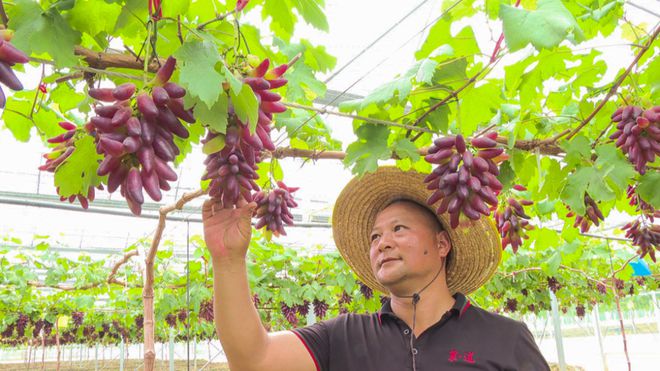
[323,0,432,84]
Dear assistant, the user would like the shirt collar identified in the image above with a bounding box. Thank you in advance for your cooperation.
[377,292,470,325]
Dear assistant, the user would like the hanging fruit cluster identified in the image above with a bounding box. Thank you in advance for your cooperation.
[254,181,298,237]
[565,193,604,233]
[494,185,535,253]
[622,185,659,261]
[610,105,660,175]
[0,29,28,108]
[86,57,194,215]
[202,56,299,236]
[424,132,506,228]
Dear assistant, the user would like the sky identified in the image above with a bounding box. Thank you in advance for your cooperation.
[0,0,657,258]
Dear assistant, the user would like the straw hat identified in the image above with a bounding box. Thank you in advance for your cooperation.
[332,166,501,295]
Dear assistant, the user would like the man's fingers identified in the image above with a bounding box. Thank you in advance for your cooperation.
[202,198,223,217]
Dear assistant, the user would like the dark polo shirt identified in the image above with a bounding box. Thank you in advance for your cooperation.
[291,293,549,371]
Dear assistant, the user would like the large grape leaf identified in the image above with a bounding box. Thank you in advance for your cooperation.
[637,172,660,208]
[344,124,391,175]
[9,0,81,67]
[173,40,223,108]
[67,0,122,36]
[54,136,103,197]
[191,93,229,134]
[500,0,585,52]
[230,84,259,132]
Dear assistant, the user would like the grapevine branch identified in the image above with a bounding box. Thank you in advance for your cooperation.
[409,62,494,142]
[0,1,8,27]
[143,188,207,371]
[565,25,659,141]
[196,9,237,30]
[25,250,138,291]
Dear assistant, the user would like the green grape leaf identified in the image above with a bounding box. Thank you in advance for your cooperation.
[173,40,223,108]
[301,39,337,73]
[285,62,327,102]
[2,95,33,142]
[391,138,420,162]
[291,0,329,32]
[49,83,86,112]
[500,0,585,52]
[344,124,391,175]
[230,84,259,132]
[54,136,103,197]
[67,0,122,36]
[637,172,660,208]
[593,144,635,195]
[162,0,191,18]
[193,93,229,134]
[415,59,439,85]
[263,0,297,41]
[9,0,81,67]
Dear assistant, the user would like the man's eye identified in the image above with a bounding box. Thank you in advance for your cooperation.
[371,234,380,242]
[394,225,404,231]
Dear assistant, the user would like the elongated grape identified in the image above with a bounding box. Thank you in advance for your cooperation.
[89,88,116,102]
[0,61,23,90]
[137,93,159,120]
[112,83,136,101]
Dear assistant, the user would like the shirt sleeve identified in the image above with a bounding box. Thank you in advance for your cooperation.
[513,322,551,371]
[291,319,334,371]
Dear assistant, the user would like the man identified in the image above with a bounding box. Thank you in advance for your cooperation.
[203,166,549,371]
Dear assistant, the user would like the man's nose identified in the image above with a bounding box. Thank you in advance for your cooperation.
[377,232,393,252]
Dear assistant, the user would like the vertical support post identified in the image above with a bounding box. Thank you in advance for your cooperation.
[95,343,99,371]
[653,292,660,337]
[169,328,175,371]
[307,302,316,326]
[550,289,566,371]
[593,304,608,371]
[120,338,125,371]
[193,336,197,370]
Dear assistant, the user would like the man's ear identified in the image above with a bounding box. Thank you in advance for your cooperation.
[436,230,451,258]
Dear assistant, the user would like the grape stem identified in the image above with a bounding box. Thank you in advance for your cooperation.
[565,25,659,141]
[0,1,8,27]
[196,9,237,30]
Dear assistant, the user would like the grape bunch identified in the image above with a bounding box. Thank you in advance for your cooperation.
[0,30,29,108]
[494,186,534,253]
[622,219,659,262]
[280,302,298,326]
[565,193,604,233]
[610,105,660,175]
[165,313,177,328]
[504,298,518,313]
[87,56,194,215]
[424,132,505,228]
[177,309,188,325]
[575,304,586,319]
[16,313,28,337]
[313,299,328,319]
[626,185,657,221]
[294,301,310,317]
[254,181,298,236]
[32,319,44,338]
[202,128,261,205]
[203,57,292,210]
[547,276,561,293]
[134,315,144,330]
[71,311,84,327]
[358,282,373,299]
[596,281,608,295]
[199,300,214,322]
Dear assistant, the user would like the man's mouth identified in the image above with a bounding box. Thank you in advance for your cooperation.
[379,258,400,267]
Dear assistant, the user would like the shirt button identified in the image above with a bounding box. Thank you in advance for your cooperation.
[412,348,418,355]
[403,329,410,335]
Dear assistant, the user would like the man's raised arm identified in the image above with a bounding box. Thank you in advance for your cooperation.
[202,199,318,371]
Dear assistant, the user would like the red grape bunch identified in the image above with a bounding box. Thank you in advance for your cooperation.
[41,121,103,209]
[313,299,328,319]
[87,56,194,215]
[0,29,29,108]
[254,181,298,237]
[494,185,534,253]
[626,185,657,221]
[622,219,659,262]
[203,57,293,210]
[565,193,604,233]
[281,302,298,326]
[424,132,506,228]
[610,105,660,175]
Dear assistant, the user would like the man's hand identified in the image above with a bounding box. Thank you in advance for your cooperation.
[202,198,257,263]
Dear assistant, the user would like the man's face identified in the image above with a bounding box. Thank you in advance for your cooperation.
[369,201,450,292]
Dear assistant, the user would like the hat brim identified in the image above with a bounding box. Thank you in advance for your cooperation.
[332,166,501,295]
